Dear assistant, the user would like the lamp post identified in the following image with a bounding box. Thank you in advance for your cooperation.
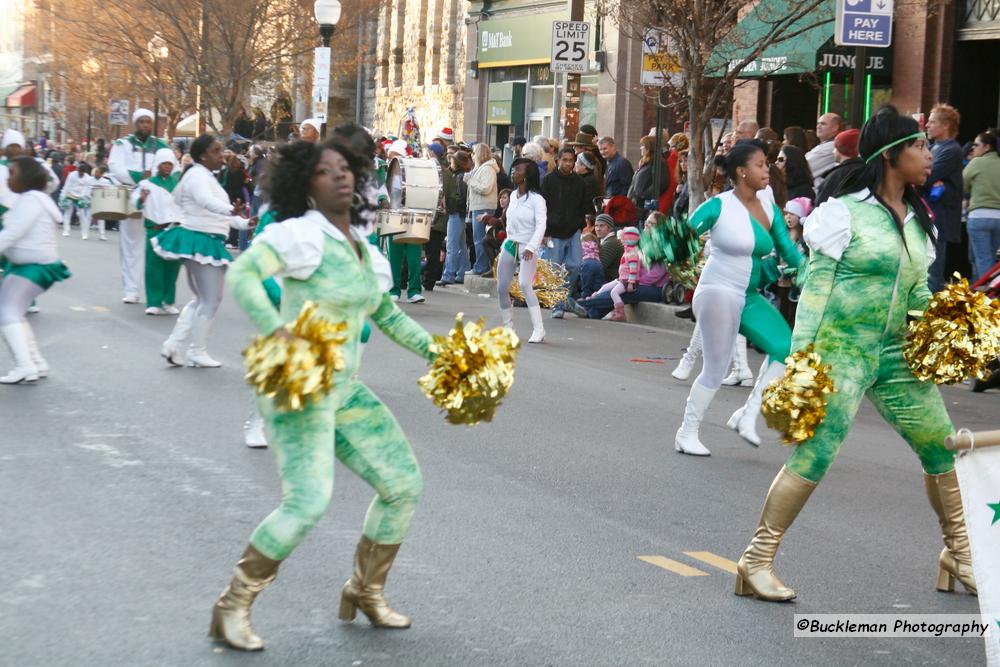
[148,35,169,138]
[313,0,342,139]
[81,58,101,152]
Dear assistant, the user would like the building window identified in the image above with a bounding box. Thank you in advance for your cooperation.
[378,2,390,88]
[393,0,405,87]
[431,0,444,85]
[416,0,429,87]
[445,0,460,84]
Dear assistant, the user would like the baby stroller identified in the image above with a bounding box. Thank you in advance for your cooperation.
[970,248,1000,392]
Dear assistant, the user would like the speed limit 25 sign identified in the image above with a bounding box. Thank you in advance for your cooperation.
[550,21,591,73]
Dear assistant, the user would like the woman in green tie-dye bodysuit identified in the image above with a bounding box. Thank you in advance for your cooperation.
[209,140,437,651]
[735,106,977,602]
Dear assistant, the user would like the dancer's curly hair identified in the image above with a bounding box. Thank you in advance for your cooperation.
[265,139,371,223]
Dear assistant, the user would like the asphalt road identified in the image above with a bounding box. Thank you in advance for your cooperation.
[1,231,994,666]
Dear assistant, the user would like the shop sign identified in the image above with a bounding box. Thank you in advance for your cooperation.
[816,38,892,75]
[479,12,568,68]
[486,82,526,125]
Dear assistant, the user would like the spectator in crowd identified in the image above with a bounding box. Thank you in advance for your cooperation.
[805,113,843,184]
[963,128,1000,281]
[594,212,623,280]
[521,142,548,179]
[298,118,321,144]
[815,128,862,205]
[439,149,472,286]
[765,141,788,209]
[718,131,736,156]
[423,142,455,290]
[578,232,604,298]
[756,127,779,143]
[575,151,603,217]
[599,136,634,198]
[510,136,526,160]
[533,135,556,174]
[542,147,588,319]
[629,135,669,219]
[466,143,500,275]
[673,149,691,219]
[591,225,642,322]
[479,188,511,277]
[782,126,808,152]
[776,145,815,202]
[95,138,107,164]
[735,119,760,140]
[436,127,455,150]
[924,103,965,292]
[252,108,268,140]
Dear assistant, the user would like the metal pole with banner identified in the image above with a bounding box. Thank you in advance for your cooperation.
[551,20,590,140]
[312,46,331,137]
[835,0,893,126]
[109,99,129,126]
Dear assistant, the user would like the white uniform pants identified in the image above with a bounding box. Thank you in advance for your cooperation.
[119,218,146,299]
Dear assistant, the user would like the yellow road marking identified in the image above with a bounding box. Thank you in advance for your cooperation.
[684,551,738,574]
[91,306,110,313]
[637,556,709,577]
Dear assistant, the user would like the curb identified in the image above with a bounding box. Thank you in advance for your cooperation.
[459,275,696,338]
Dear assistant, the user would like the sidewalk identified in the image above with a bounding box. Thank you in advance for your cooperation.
[459,275,697,337]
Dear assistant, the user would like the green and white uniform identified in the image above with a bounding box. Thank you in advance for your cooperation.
[131,170,182,310]
[785,189,953,482]
[108,132,170,301]
[226,210,435,559]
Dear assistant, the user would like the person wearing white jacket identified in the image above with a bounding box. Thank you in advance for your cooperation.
[497,158,547,343]
[108,108,171,304]
[152,135,250,368]
[465,143,499,275]
[0,157,71,383]
[131,148,183,315]
[59,164,100,239]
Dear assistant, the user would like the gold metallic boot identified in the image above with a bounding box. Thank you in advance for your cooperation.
[924,469,977,595]
[339,535,411,628]
[736,466,817,601]
[209,545,282,650]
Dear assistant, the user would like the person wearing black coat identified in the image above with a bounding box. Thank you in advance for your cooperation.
[541,148,589,316]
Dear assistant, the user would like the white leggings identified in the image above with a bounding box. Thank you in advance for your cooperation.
[691,286,744,390]
[183,260,226,319]
[496,250,540,309]
[595,279,627,306]
[0,274,45,326]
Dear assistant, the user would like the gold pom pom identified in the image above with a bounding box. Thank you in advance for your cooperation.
[503,257,570,309]
[762,346,836,445]
[243,301,349,411]
[903,275,1000,384]
[418,312,520,425]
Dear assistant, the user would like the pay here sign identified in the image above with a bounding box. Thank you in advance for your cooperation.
[835,0,893,48]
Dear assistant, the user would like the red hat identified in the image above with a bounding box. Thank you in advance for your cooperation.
[834,129,860,159]
[436,127,455,142]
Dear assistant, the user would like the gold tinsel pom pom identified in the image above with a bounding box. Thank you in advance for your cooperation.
[504,257,570,309]
[243,301,349,411]
[762,345,836,445]
[903,276,1000,384]
[418,312,520,425]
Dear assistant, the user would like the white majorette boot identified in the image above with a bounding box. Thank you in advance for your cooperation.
[500,308,514,331]
[722,335,754,386]
[728,360,785,447]
[161,303,196,366]
[187,315,222,368]
[22,322,49,378]
[243,410,268,449]
[674,382,716,456]
[672,323,703,381]
[0,323,40,384]
[527,305,545,344]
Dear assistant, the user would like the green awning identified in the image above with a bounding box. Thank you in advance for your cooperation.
[709,0,835,78]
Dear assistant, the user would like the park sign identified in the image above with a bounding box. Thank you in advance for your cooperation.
[835,0,893,48]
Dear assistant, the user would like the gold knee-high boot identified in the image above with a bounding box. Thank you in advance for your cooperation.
[924,469,977,595]
[736,466,817,601]
[209,545,282,650]
[339,535,411,628]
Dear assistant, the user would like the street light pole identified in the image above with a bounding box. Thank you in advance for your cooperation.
[313,0,342,140]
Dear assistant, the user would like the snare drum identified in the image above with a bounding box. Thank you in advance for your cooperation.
[393,210,433,245]
[386,157,442,211]
[90,185,133,220]
[377,209,408,236]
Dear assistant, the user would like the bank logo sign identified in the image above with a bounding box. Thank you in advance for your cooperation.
[481,30,513,51]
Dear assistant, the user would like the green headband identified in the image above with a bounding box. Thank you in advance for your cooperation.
[864,132,926,164]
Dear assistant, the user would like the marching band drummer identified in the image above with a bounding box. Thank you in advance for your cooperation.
[131,148,182,316]
[384,140,426,303]
[108,108,171,305]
